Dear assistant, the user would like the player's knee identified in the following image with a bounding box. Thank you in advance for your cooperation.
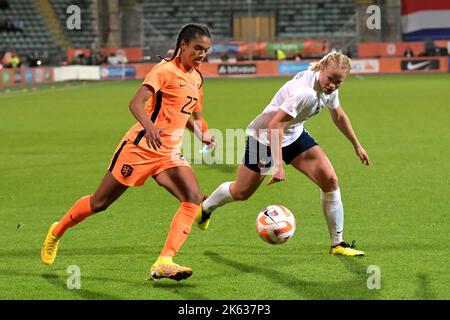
[90,198,110,213]
[183,192,203,205]
[232,190,252,201]
[322,175,339,192]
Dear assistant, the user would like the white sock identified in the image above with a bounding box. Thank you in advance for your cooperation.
[321,188,344,246]
[203,182,234,214]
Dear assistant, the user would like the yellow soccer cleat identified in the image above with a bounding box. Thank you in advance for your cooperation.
[40,222,61,265]
[196,196,211,230]
[330,241,365,257]
[150,256,193,281]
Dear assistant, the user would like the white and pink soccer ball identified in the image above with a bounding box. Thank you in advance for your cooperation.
[256,205,296,244]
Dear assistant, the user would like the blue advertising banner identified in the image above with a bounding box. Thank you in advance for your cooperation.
[25,69,33,83]
[210,43,240,55]
[100,66,136,79]
[278,62,310,75]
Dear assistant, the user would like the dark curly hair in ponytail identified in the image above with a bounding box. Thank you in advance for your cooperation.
[159,23,211,62]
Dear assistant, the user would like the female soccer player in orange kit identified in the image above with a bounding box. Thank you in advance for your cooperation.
[41,23,215,281]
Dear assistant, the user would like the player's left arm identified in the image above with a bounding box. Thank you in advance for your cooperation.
[329,105,369,165]
[186,84,216,148]
[186,112,216,148]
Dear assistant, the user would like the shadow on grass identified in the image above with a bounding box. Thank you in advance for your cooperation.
[0,245,158,258]
[150,281,208,300]
[42,272,123,300]
[416,273,436,300]
[1,267,209,300]
[0,268,152,299]
[204,250,381,300]
[1,268,139,286]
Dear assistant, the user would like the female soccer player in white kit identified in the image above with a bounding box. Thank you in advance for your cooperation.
[196,51,369,256]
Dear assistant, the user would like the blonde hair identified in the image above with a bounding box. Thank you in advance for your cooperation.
[309,51,351,74]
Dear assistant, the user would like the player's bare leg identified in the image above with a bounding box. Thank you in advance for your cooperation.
[41,172,128,265]
[231,164,266,200]
[198,164,265,229]
[89,172,129,213]
[290,146,364,256]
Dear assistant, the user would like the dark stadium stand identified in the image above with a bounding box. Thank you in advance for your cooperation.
[0,0,63,65]
[140,0,355,40]
[0,0,99,66]
[1,0,355,66]
[139,0,356,59]
[49,0,98,48]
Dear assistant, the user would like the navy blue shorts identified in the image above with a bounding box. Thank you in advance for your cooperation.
[243,129,318,174]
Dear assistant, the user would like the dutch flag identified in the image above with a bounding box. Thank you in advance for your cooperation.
[402,0,450,41]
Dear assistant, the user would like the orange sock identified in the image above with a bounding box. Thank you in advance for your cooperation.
[160,202,199,258]
[53,195,95,237]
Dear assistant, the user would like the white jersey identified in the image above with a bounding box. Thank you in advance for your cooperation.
[246,69,340,147]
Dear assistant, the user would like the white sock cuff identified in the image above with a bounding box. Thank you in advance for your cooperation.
[222,181,233,199]
[320,188,341,202]
[203,181,235,214]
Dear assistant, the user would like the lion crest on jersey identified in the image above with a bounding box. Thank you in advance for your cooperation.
[121,164,133,177]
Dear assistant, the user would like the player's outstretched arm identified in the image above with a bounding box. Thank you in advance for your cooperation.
[329,106,369,165]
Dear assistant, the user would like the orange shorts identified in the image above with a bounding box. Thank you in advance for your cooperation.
[107,139,190,187]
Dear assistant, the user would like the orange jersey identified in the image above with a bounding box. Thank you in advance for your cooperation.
[125,58,204,156]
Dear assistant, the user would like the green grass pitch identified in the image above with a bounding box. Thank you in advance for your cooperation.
[0,74,449,300]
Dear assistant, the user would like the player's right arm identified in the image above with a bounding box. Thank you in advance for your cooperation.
[128,85,163,150]
[267,109,293,185]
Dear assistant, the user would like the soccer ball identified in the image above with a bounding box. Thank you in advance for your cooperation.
[256,205,296,244]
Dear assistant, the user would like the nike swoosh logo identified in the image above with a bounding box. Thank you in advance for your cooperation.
[337,230,343,234]
[179,83,188,87]
[406,61,431,70]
